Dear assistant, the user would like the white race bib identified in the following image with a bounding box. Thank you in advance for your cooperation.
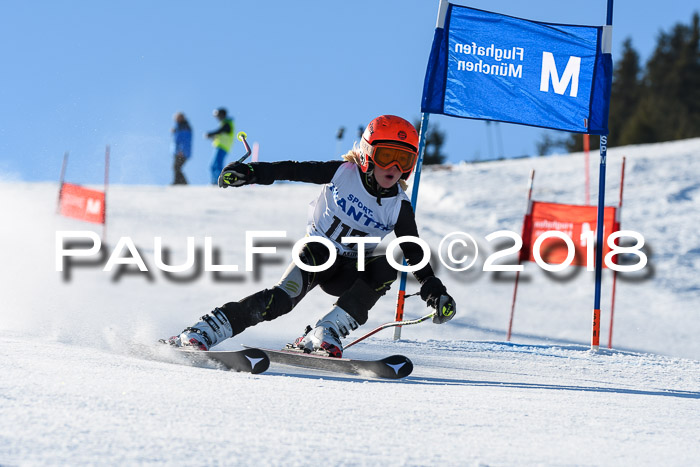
[307,162,409,257]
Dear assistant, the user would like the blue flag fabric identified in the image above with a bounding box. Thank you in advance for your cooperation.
[422,5,612,134]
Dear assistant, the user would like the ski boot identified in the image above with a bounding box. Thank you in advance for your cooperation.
[293,306,358,358]
[165,308,233,351]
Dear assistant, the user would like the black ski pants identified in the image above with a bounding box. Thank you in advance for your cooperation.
[173,154,188,185]
[219,241,397,336]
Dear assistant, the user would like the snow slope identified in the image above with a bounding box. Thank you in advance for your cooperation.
[1,138,699,465]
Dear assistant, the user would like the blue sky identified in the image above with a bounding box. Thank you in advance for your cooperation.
[0,0,697,186]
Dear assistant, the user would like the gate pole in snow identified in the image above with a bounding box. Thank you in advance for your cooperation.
[393,0,448,341]
[393,112,430,340]
[592,0,614,351]
[608,156,626,349]
[103,145,110,242]
[584,135,591,205]
[57,151,69,214]
[592,138,608,350]
[507,169,535,341]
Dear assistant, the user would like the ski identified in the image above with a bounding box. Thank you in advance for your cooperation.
[248,346,413,379]
[160,341,270,374]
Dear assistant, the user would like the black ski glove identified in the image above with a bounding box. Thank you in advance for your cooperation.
[218,162,256,188]
[420,276,457,324]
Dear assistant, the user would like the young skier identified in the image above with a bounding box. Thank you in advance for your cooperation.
[167,115,456,357]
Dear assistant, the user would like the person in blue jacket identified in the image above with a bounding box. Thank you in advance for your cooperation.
[171,112,192,185]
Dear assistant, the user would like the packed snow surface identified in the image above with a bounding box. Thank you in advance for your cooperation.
[1,138,699,465]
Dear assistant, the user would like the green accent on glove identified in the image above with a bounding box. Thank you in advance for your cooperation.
[441,302,455,317]
[222,172,237,185]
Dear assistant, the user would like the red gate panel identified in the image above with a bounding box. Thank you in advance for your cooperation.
[59,182,106,224]
[520,201,617,268]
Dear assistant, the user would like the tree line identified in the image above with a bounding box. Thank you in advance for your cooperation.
[562,12,700,152]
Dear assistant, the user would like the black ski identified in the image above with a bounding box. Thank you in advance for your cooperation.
[160,341,270,374]
[249,347,413,379]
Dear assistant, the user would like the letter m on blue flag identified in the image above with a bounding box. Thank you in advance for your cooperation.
[422,4,613,134]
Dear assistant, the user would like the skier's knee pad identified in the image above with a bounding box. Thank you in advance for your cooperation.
[276,244,329,302]
[276,263,305,299]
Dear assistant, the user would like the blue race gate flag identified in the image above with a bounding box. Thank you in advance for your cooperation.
[422,4,612,134]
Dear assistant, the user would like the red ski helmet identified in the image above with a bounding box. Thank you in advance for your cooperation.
[359,115,419,179]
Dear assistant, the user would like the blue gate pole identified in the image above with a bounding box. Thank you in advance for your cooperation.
[592,136,608,350]
[592,0,614,351]
[393,112,430,340]
[392,0,448,341]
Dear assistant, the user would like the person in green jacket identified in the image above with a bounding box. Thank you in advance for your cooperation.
[206,107,234,184]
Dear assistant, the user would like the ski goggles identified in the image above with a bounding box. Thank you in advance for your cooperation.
[368,144,418,173]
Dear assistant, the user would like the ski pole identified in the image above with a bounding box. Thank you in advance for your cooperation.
[218,132,253,187]
[344,311,435,350]
[235,131,252,163]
